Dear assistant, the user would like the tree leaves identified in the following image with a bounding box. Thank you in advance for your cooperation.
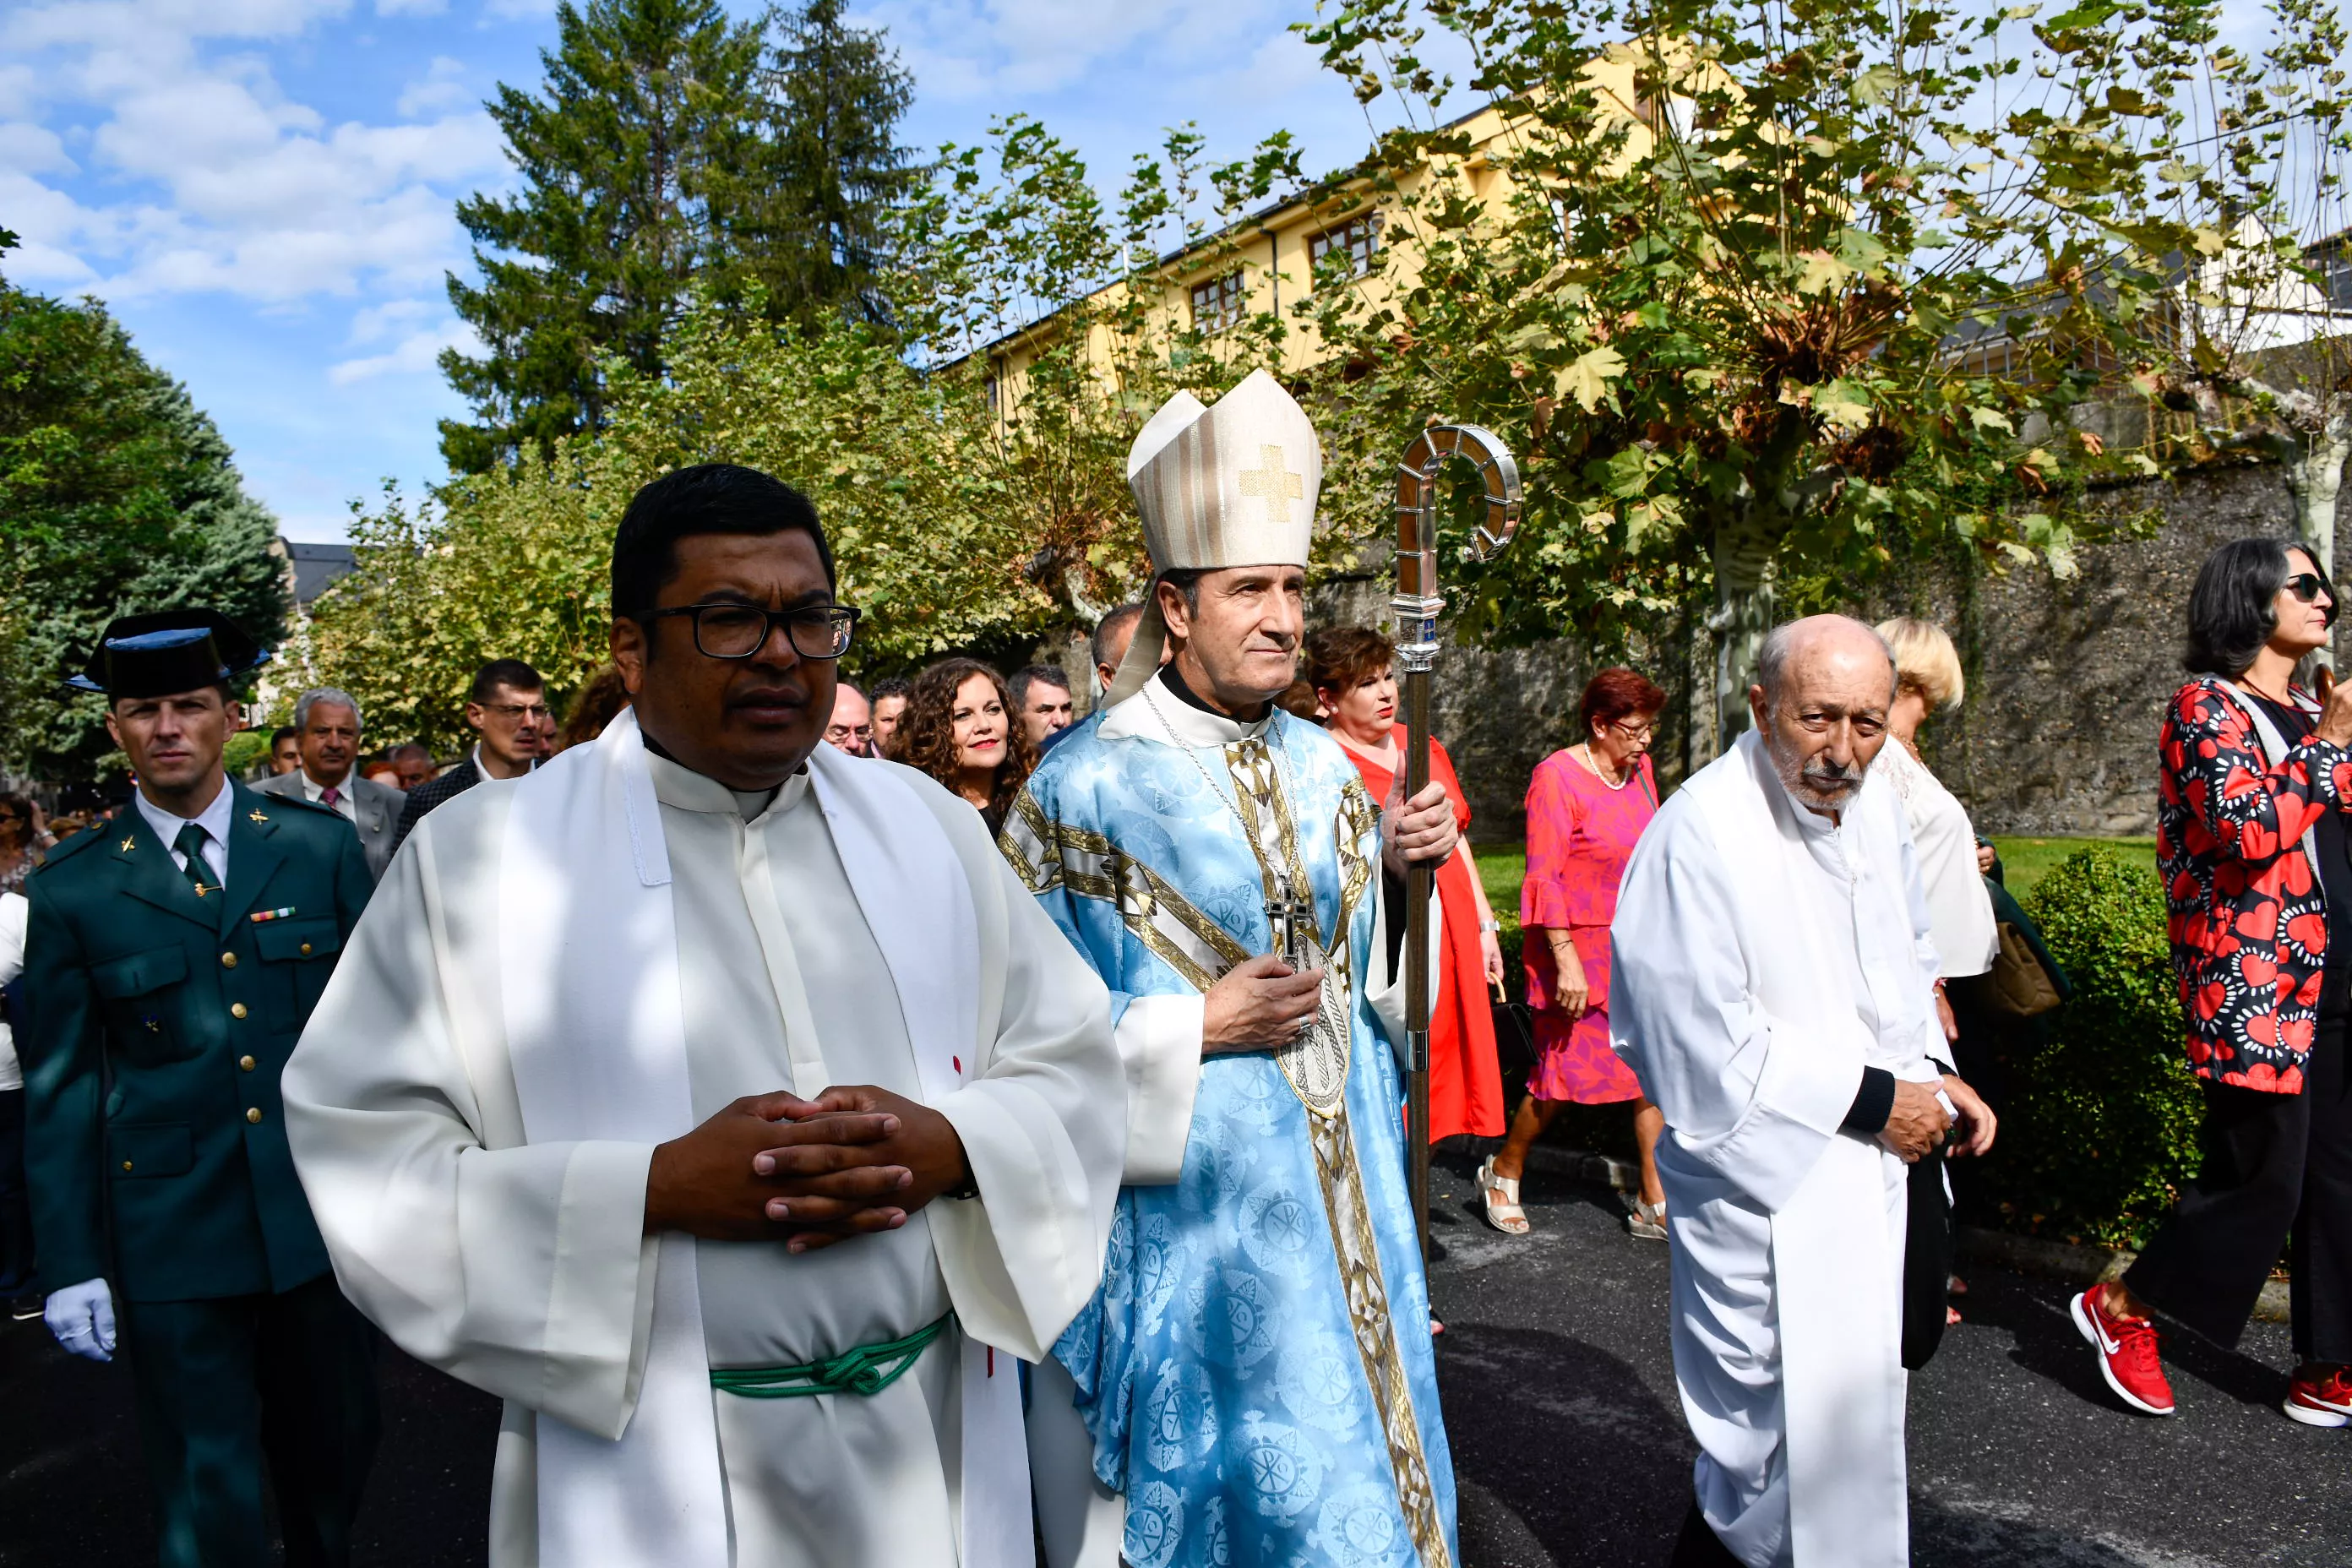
[1554,345,1626,412]
[0,277,288,780]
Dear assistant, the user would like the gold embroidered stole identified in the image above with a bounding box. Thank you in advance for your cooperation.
[1004,740,1451,1565]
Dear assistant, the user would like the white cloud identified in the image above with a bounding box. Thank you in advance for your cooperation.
[346,294,443,346]
[3,3,508,307]
[378,0,448,14]
[396,55,471,117]
[871,0,1223,98]
[482,0,560,18]
[0,121,79,175]
[329,313,478,384]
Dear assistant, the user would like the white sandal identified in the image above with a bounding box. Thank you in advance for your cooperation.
[1477,1157,1531,1235]
[1625,1196,1668,1241]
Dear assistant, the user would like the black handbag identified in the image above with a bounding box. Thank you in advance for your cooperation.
[1492,996,1537,1086]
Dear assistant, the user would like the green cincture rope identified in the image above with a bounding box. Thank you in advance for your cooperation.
[708,1311,953,1400]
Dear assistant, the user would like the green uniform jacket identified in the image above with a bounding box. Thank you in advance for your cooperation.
[21,781,372,1302]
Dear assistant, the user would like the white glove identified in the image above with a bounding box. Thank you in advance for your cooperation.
[45,1277,117,1363]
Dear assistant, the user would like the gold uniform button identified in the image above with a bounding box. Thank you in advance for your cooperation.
[239,1055,257,1072]
[245,1108,263,1124]
[231,1002,248,1020]
[299,943,313,956]
[220,952,237,969]
[121,1161,133,1172]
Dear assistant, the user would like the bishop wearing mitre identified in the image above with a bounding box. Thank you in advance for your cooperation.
[1004,370,1462,1568]
[282,464,1125,1567]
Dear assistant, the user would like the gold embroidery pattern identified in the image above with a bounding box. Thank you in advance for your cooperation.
[1309,1104,1454,1567]
[1004,792,1252,993]
[1226,739,1353,1118]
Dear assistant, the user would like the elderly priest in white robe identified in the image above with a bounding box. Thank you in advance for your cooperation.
[1609,615,1997,1568]
[281,463,1124,1568]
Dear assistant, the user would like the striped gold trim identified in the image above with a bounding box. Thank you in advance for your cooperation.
[1007,793,1251,994]
[1309,1106,1453,1566]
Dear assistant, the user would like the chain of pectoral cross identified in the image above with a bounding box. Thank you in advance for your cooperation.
[1142,683,1320,967]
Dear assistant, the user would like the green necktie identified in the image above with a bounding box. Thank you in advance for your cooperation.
[172,823,216,900]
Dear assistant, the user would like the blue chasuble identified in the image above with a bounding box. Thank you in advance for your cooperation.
[1001,673,1457,1568]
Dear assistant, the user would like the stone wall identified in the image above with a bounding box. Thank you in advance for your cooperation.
[1271,460,2347,844]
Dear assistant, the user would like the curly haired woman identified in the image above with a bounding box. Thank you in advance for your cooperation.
[2077,536,2352,1429]
[897,657,1037,836]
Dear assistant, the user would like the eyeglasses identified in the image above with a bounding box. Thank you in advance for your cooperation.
[645,602,860,662]
[1608,718,1656,740]
[2285,573,2332,604]
[483,702,553,722]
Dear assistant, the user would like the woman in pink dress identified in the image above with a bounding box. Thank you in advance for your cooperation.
[1477,667,1669,1238]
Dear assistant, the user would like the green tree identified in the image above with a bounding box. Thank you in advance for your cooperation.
[899,116,1301,623]
[318,298,1043,754]
[439,0,922,473]
[745,0,922,328]
[0,272,288,780]
[1298,0,2243,754]
[2140,0,2351,629]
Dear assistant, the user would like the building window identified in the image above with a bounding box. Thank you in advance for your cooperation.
[2317,240,2352,309]
[985,375,1000,416]
[1190,270,1246,335]
[1310,215,1380,281]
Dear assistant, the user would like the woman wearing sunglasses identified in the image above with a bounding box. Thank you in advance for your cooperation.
[2074,537,2352,1429]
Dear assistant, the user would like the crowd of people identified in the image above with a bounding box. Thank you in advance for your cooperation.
[0,366,2343,1568]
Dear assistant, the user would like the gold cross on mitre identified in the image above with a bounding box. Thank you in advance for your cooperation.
[1238,444,1304,525]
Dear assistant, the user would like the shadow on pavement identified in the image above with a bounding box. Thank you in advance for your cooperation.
[1436,1320,1693,1568]
[0,1315,496,1567]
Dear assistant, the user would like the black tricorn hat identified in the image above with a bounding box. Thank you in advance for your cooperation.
[66,610,270,700]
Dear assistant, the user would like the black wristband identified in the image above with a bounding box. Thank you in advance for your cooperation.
[1843,1066,1897,1136]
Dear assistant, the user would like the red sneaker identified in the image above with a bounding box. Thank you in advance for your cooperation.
[2070,1289,2175,1416]
[2284,1366,2352,1428]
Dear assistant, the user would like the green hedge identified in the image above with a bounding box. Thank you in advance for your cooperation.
[1984,846,2205,1250]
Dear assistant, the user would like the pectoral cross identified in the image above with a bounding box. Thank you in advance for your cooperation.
[1266,875,1319,968]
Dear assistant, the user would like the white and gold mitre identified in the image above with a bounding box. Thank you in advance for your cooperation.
[1105,369,1324,703]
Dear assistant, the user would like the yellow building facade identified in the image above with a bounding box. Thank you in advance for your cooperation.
[969,52,1653,418]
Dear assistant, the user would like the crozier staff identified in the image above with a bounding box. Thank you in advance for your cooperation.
[283,464,1124,1567]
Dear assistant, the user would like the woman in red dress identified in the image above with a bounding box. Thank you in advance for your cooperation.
[1479,667,1669,1239]
[1304,628,1505,1142]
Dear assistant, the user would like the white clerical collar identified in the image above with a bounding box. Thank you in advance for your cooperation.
[1098,668,1275,748]
[640,743,807,822]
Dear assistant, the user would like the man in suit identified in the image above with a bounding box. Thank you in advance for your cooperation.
[387,658,547,859]
[253,689,404,882]
[23,609,380,1568]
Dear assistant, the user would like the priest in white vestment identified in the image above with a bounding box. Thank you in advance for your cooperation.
[282,464,1125,1568]
[1609,615,1996,1568]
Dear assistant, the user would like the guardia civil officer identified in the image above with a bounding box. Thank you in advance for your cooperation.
[21,610,380,1567]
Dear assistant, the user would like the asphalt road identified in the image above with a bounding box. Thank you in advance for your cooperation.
[1424,1149,2348,1568]
[2,1152,2344,1565]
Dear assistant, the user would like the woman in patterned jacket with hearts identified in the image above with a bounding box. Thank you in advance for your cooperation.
[2072,536,2352,1429]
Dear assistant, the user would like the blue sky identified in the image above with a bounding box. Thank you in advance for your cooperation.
[2,0,1446,541]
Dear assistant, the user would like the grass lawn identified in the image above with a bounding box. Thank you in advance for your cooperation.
[1990,836,2157,900]
[1476,836,2155,923]
[1471,843,1528,966]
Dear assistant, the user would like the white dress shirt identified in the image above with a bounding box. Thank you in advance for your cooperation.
[134,775,234,887]
[0,890,24,1092]
[297,767,360,823]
